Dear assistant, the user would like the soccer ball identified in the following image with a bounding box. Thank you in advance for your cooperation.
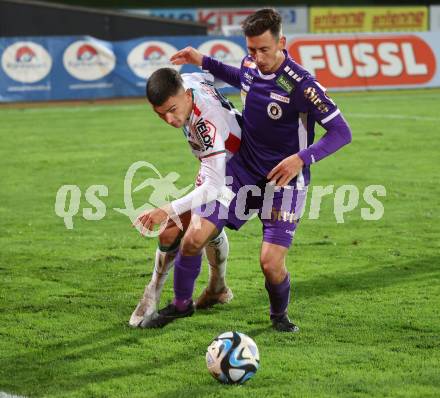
[206,331,260,384]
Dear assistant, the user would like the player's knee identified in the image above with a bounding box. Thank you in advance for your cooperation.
[158,229,181,251]
[260,254,285,280]
[260,255,277,275]
[181,232,205,256]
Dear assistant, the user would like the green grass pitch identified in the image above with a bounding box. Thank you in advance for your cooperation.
[0,89,439,398]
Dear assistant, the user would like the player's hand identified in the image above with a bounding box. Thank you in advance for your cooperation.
[133,207,170,236]
[267,154,304,187]
[170,47,203,66]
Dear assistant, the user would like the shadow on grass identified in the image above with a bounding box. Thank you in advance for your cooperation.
[0,322,200,397]
[294,255,440,300]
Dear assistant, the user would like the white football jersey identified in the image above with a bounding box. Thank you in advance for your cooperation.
[170,73,241,215]
[182,73,242,162]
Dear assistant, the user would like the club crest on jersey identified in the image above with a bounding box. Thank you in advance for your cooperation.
[276,74,294,94]
[267,102,282,120]
[195,118,216,150]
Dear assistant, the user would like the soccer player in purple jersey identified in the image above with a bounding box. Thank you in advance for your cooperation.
[139,8,352,332]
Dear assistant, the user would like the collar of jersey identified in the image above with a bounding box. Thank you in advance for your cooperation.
[256,49,289,80]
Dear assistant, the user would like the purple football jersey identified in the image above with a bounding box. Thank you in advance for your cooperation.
[202,50,344,188]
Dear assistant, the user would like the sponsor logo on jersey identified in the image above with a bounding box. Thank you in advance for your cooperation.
[244,59,257,68]
[244,71,254,84]
[276,74,294,93]
[304,86,329,113]
[1,41,52,83]
[127,41,180,79]
[267,102,283,120]
[63,40,115,81]
[271,208,298,223]
[270,92,290,103]
[288,35,436,88]
[195,118,216,150]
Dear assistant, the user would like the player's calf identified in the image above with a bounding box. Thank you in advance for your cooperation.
[129,231,182,327]
[196,229,234,309]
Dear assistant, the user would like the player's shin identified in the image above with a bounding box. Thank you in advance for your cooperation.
[196,230,234,308]
[265,272,291,317]
[129,244,178,327]
[149,245,178,302]
[173,250,202,311]
[205,229,229,293]
[265,273,299,332]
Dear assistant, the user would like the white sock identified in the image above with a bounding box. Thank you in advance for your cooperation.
[145,246,178,306]
[205,229,229,293]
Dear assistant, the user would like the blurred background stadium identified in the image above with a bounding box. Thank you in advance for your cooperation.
[2,0,440,101]
[1,1,439,397]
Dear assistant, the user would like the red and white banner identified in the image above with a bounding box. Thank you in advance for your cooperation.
[287,32,439,90]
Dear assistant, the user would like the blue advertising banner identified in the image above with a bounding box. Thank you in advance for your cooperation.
[0,35,246,102]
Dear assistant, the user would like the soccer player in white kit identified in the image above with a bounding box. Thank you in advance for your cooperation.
[129,68,242,327]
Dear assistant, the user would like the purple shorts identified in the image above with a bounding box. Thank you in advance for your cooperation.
[195,161,308,248]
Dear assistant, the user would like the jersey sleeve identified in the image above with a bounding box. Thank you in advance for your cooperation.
[295,79,341,126]
[295,79,352,166]
[170,155,226,215]
[201,56,241,89]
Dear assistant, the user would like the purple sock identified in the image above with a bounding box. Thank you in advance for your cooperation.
[265,273,291,317]
[173,250,202,304]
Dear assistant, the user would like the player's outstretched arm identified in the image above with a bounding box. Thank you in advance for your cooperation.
[171,46,241,89]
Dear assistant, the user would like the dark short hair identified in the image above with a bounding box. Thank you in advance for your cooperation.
[241,8,282,38]
[146,67,184,106]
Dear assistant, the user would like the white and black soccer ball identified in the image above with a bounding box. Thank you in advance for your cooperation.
[206,331,260,384]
